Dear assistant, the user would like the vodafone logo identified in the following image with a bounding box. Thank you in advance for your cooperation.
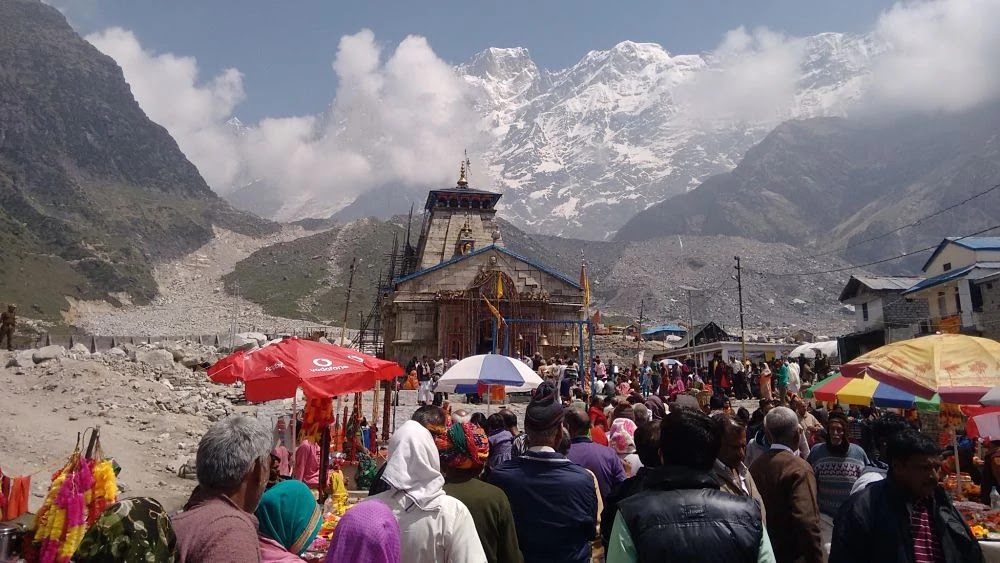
[309,357,349,372]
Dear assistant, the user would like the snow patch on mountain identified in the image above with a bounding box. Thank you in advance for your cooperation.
[458,33,877,239]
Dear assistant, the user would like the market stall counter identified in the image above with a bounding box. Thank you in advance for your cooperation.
[957,501,1000,563]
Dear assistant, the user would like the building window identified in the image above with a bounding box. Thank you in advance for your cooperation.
[861,303,869,322]
[943,262,952,272]
[955,287,962,314]
[937,292,947,315]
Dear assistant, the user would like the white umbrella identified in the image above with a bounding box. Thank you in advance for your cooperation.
[659,358,682,367]
[979,387,1000,407]
[434,354,543,393]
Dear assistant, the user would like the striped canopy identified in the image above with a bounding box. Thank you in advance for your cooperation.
[803,373,940,411]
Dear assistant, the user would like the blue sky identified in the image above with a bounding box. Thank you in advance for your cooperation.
[60,0,899,122]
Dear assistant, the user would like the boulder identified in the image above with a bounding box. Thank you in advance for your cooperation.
[219,333,256,352]
[239,332,269,346]
[32,345,66,364]
[7,349,36,368]
[70,343,91,356]
[135,349,175,370]
[107,347,127,357]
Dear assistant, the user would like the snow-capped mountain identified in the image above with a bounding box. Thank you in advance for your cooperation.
[221,33,878,239]
[459,33,877,239]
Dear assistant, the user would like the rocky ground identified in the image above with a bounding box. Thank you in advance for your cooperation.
[0,337,531,513]
[71,227,333,337]
[0,340,247,512]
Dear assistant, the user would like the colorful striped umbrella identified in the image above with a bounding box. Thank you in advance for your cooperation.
[840,334,1000,404]
[807,373,940,411]
[802,373,839,399]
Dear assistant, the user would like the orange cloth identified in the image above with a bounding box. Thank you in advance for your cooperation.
[591,426,609,447]
[403,370,418,390]
[5,475,30,520]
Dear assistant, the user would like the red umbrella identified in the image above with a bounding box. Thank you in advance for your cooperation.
[207,350,245,384]
[208,337,403,401]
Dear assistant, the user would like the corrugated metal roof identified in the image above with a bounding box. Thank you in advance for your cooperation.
[953,237,1000,250]
[851,276,924,291]
[923,237,1000,272]
[642,324,687,335]
[903,263,1000,295]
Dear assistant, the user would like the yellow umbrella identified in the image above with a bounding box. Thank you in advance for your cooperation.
[840,333,1000,404]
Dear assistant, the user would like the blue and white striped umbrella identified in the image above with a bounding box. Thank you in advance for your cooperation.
[434,354,543,393]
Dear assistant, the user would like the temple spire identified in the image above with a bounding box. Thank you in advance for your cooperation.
[457,158,469,188]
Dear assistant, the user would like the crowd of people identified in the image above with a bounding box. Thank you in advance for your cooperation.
[65,371,985,563]
[582,351,833,406]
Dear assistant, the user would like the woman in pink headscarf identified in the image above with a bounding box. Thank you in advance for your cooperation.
[325,500,401,563]
[608,418,642,478]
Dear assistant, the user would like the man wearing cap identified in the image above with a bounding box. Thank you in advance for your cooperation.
[438,421,522,563]
[489,383,597,563]
[0,304,15,351]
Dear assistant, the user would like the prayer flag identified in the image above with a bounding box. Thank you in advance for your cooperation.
[496,271,504,300]
[483,294,505,325]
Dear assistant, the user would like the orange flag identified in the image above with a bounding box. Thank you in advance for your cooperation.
[483,294,505,325]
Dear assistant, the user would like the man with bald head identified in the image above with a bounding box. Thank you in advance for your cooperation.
[565,407,625,501]
[750,406,823,563]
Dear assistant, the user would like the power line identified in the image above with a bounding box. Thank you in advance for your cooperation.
[753,223,1000,278]
[801,182,1000,259]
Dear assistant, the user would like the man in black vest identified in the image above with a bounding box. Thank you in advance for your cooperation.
[605,408,775,562]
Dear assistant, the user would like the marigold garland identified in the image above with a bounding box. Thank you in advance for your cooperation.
[33,452,119,563]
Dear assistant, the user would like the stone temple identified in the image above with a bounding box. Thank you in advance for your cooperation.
[381,163,586,363]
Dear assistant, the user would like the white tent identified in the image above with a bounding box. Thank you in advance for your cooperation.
[788,340,839,359]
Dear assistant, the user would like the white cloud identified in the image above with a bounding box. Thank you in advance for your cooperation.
[86,28,246,190]
[674,27,806,125]
[673,0,1000,124]
[864,0,1000,114]
[86,28,484,218]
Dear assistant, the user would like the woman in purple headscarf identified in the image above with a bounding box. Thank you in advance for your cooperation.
[324,500,401,563]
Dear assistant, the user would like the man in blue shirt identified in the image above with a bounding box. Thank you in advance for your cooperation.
[489,383,597,563]
[566,407,625,500]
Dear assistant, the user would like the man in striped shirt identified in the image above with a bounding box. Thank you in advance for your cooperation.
[829,429,983,563]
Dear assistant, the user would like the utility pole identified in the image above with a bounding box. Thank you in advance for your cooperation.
[340,257,357,346]
[679,285,699,371]
[734,256,746,361]
[636,298,644,360]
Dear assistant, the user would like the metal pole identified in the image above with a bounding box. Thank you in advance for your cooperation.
[636,298,644,362]
[578,321,585,392]
[735,256,746,361]
[587,321,597,396]
[340,257,357,346]
[492,317,497,355]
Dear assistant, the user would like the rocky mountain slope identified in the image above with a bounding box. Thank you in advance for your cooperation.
[613,103,1000,273]
[0,0,274,320]
[461,35,874,239]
